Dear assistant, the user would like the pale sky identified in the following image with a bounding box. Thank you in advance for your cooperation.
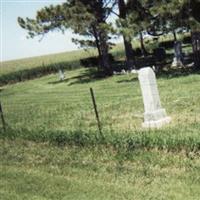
[0,0,84,61]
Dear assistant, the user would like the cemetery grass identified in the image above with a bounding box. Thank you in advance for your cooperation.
[1,67,200,151]
[0,32,199,199]
[1,63,200,200]
[0,138,200,200]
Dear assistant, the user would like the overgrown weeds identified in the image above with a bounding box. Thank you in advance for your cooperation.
[1,124,200,153]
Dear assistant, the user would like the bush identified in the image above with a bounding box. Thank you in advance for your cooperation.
[182,35,191,44]
[80,54,115,68]
[159,40,174,49]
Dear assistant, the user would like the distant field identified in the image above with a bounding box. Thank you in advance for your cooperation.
[0,50,93,76]
[0,44,124,77]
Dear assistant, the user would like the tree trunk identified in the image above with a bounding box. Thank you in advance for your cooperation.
[173,29,177,42]
[99,32,113,75]
[92,26,102,72]
[92,1,112,76]
[118,0,135,69]
[191,31,200,69]
[139,31,148,57]
[93,29,112,75]
[123,36,135,69]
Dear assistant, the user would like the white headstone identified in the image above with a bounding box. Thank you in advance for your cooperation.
[59,69,65,81]
[138,67,171,128]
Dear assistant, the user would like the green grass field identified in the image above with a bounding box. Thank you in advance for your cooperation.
[1,67,200,199]
[1,67,200,138]
[1,139,200,200]
[0,33,200,199]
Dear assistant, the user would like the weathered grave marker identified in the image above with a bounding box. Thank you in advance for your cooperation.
[58,69,65,81]
[138,67,171,128]
[171,41,184,67]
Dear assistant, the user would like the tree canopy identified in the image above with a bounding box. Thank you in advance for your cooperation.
[18,0,116,75]
[18,0,200,72]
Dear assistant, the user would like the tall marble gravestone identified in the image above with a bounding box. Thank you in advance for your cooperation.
[138,67,171,128]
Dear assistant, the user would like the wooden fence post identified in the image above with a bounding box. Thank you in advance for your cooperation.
[0,101,6,131]
[90,88,103,138]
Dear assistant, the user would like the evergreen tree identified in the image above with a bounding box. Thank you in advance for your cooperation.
[116,0,150,57]
[147,0,200,67]
[190,0,200,68]
[117,0,135,69]
[125,0,200,67]
[18,0,115,75]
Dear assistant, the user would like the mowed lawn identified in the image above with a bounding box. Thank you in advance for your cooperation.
[0,139,200,200]
[1,67,200,133]
[0,67,200,200]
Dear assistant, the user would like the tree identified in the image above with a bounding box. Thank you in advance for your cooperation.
[149,0,200,68]
[18,0,115,75]
[117,0,135,69]
[190,0,200,68]
[125,0,150,56]
[116,0,152,66]
[126,0,200,68]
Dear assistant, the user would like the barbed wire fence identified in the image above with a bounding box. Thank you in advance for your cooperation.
[0,84,138,133]
[0,83,200,134]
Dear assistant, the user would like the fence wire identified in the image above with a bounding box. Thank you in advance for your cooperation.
[0,84,200,133]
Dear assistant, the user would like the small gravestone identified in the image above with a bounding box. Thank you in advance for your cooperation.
[58,69,65,81]
[121,69,126,74]
[171,41,184,67]
[138,67,171,128]
[131,69,138,74]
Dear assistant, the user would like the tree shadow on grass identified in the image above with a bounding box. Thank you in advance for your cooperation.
[48,68,106,86]
[156,53,200,79]
[48,53,200,86]
[116,77,138,83]
[157,66,200,80]
[136,52,200,80]
[48,78,70,84]
[68,69,107,86]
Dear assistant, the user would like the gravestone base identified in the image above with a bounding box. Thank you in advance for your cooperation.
[171,57,184,68]
[143,108,171,128]
[142,117,171,128]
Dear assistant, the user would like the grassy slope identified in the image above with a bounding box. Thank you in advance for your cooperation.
[1,67,200,136]
[1,32,199,200]
[1,68,200,199]
[1,139,200,200]
[0,50,94,76]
